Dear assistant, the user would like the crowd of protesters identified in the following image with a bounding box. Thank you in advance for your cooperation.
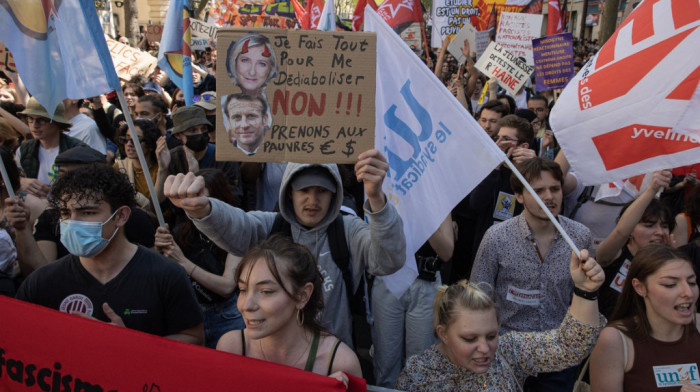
[0,27,697,392]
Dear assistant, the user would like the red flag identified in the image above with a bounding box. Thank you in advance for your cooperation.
[376,0,423,31]
[292,0,309,28]
[547,0,563,35]
[352,0,378,31]
[486,3,497,36]
[309,0,325,29]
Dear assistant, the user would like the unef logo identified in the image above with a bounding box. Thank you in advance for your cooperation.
[654,363,700,387]
[59,294,94,316]
[577,0,700,110]
[382,79,453,198]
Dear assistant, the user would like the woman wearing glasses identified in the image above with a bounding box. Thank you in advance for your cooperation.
[113,119,168,210]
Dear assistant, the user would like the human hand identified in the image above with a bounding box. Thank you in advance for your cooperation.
[649,170,672,193]
[163,172,211,219]
[154,224,187,263]
[461,39,470,60]
[679,384,700,391]
[156,136,171,171]
[20,178,50,198]
[662,232,677,248]
[328,371,349,390]
[570,249,604,292]
[542,130,555,150]
[511,147,536,164]
[72,303,125,328]
[184,146,199,173]
[355,149,388,201]
[90,96,103,110]
[4,197,30,230]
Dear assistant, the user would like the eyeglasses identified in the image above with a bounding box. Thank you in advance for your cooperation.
[25,116,50,126]
[193,94,215,103]
[118,136,143,145]
[496,135,520,143]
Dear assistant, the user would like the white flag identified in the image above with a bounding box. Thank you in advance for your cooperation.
[550,0,700,185]
[317,0,337,31]
[364,8,505,298]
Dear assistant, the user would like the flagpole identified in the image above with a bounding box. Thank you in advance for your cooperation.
[116,88,166,228]
[0,156,16,202]
[503,157,581,258]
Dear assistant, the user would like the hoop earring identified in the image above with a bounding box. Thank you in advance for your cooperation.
[297,308,304,326]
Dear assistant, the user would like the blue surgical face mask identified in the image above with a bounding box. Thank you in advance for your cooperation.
[60,209,120,258]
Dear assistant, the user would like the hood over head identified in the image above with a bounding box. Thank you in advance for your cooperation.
[279,163,343,232]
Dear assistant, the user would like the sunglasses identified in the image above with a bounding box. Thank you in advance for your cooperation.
[118,136,143,145]
[193,94,215,103]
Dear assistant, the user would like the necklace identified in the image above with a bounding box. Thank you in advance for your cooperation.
[259,333,311,369]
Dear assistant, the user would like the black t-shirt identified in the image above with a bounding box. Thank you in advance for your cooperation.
[16,246,203,337]
[599,246,634,319]
[34,207,157,259]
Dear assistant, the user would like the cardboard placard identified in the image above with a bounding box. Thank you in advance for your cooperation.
[0,43,16,73]
[145,24,163,43]
[496,11,543,65]
[447,23,477,64]
[532,32,574,91]
[209,0,298,29]
[475,41,534,96]
[400,23,423,51]
[475,29,492,61]
[190,18,219,39]
[216,29,376,163]
[106,38,158,81]
[191,37,210,50]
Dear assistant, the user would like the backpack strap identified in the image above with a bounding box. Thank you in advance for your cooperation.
[269,214,352,299]
[568,185,594,219]
[327,215,353,300]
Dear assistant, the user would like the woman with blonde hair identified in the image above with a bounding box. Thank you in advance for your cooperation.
[396,250,605,391]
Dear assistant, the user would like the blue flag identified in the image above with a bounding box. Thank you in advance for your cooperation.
[158,0,194,105]
[0,0,120,116]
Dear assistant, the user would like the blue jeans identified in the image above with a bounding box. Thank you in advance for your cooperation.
[202,292,245,348]
[371,275,441,387]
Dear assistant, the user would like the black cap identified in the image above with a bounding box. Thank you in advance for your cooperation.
[54,146,106,166]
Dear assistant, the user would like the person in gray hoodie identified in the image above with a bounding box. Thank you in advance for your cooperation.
[163,149,406,346]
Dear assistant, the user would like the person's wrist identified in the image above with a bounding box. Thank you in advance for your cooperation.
[573,286,599,300]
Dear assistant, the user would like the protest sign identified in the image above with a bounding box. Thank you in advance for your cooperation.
[209,0,298,29]
[475,29,492,60]
[190,18,219,39]
[145,24,163,42]
[532,32,574,91]
[475,41,534,96]
[496,11,543,65]
[0,296,364,392]
[550,0,700,185]
[430,0,532,46]
[0,43,16,73]
[447,23,477,64]
[216,29,376,163]
[107,38,158,81]
[191,37,210,50]
[400,23,423,50]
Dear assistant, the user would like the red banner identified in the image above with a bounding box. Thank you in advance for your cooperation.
[0,296,366,392]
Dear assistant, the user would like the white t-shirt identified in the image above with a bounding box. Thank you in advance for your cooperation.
[37,145,60,185]
[68,113,106,154]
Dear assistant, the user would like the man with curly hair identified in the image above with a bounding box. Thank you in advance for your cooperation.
[16,165,204,344]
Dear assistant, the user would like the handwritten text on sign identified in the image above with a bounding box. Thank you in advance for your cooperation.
[496,12,543,65]
[216,29,376,163]
[475,41,534,96]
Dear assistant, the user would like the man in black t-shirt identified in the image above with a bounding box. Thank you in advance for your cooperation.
[16,165,203,344]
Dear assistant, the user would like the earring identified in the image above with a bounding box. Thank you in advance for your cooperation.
[297,308,304,326]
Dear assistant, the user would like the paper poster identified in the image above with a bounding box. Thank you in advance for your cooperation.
[216,29,376,163]
[447,23,477,64]
[532,32,574,91]
[496,11,543,65]
[106,38,158,81]
[475,41,534,96]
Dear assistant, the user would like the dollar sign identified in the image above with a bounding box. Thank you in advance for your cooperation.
[342,140,356,157]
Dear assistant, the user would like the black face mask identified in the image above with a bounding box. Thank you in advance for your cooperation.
[185,133,209,151]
